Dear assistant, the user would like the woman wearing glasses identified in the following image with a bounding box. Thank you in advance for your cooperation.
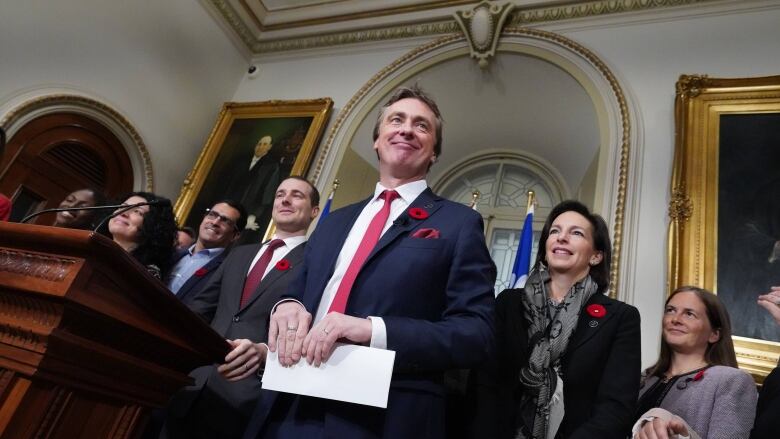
[107,191,177,279]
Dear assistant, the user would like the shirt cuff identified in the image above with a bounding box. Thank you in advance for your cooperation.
[367,316,387,349]
[271,298,305,314]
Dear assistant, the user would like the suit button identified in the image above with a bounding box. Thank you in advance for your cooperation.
[233,315,240,323]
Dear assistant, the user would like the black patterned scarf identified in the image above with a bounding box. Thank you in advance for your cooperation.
[516,264,598,439]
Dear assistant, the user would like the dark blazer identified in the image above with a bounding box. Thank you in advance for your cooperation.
[475,288,641,439]
[752,366,780,439]
[162,241,306,439]
[244,188,496,439]
[169,249,228,305]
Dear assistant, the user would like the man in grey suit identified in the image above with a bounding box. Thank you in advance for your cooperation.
[160,176,320,439]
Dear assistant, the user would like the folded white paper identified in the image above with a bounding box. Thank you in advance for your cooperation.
[262,343,395,408]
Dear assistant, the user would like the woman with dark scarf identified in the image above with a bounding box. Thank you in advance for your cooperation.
[476,200,641,438]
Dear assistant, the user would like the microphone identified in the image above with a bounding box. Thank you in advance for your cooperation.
[92,200,163,232]
[20,201,157,224]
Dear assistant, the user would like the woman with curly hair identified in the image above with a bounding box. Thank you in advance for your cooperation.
[107,191,177,279]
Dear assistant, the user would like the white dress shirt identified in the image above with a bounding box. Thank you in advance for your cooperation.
[248,235,307,279]
[313,179,428,349]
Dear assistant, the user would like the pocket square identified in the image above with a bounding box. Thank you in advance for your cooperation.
[411,228,440,239]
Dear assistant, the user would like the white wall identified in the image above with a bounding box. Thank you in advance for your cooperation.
[564,5,780,366]
[232,4,780,367]
[0,0,247,197]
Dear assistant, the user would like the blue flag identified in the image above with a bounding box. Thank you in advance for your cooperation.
[317,190,334,226]
[510,203,534,288]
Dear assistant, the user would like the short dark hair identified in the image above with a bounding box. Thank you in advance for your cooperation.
[75,187,107,229]
[535,200,612,294]
[646,286,738,377]
[372,85,443,158]
[178,226,196,238]
[211,199,248,232]
[283,176,320,208]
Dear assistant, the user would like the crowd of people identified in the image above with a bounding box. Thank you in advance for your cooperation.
[1,88,779,439]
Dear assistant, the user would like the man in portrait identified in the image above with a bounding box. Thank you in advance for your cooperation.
[717,113,780,341]
[226,134,281,242]
[244,85,496,439]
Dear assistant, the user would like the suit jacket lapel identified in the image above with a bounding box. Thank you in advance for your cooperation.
[176,251,226,302]
[365,187,442,263]
[567,293,616,352]
[308,200,368,300]
[239,243,306,311]
[230,243,264,310]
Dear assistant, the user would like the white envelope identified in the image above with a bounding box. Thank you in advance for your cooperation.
[262,343,395,408]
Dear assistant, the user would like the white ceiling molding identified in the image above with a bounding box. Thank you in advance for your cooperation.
[207,0,725,54]
[454,1,515,68]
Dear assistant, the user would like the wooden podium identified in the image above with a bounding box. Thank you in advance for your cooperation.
[0,222,230,438]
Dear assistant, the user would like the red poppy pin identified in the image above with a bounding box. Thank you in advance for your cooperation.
[275,259,291,270]
[408,207,429,220]
[194,267,208,277]
[586,304,606,318]
[693,370,705,381]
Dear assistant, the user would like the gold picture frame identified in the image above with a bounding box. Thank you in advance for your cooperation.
[174,99,333,242]
[668,75,780,381]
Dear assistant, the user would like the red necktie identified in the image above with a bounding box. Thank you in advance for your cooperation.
[240,239,285,307]
[328,190,399,314]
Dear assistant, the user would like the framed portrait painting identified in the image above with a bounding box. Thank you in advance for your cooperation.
[174,98,333,243]
[668,75,780,381]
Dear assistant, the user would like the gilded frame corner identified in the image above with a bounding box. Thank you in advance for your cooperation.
[173,98,333,237]
[668,74,780,381]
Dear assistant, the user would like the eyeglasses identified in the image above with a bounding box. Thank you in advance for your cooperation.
[204,209,239,232]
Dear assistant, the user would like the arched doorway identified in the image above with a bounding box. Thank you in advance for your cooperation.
[313,28,636,298]
[435,153,566,293]
[0,113,133,223]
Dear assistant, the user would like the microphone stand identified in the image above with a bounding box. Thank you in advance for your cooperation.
[21,203,134,224]
[20,202,158,233]
[92,201,159,232]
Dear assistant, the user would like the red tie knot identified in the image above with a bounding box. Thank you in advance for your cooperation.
[380,190,400,204]
[267,238,285,250]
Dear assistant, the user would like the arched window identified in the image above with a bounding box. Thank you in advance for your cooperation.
[436,154,566,293]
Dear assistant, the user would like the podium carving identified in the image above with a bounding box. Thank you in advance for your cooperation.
[0,222,229,438]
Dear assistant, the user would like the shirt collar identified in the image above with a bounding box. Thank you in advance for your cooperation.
[374,179,428,204]
[189,245,226,257]
[271,234,306,249]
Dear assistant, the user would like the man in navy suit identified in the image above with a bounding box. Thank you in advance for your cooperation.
[165,200,246,305]
[245,86,496,439]
[160,177,320,438]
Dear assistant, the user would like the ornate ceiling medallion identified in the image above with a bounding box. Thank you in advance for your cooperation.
[453,1,514,68]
